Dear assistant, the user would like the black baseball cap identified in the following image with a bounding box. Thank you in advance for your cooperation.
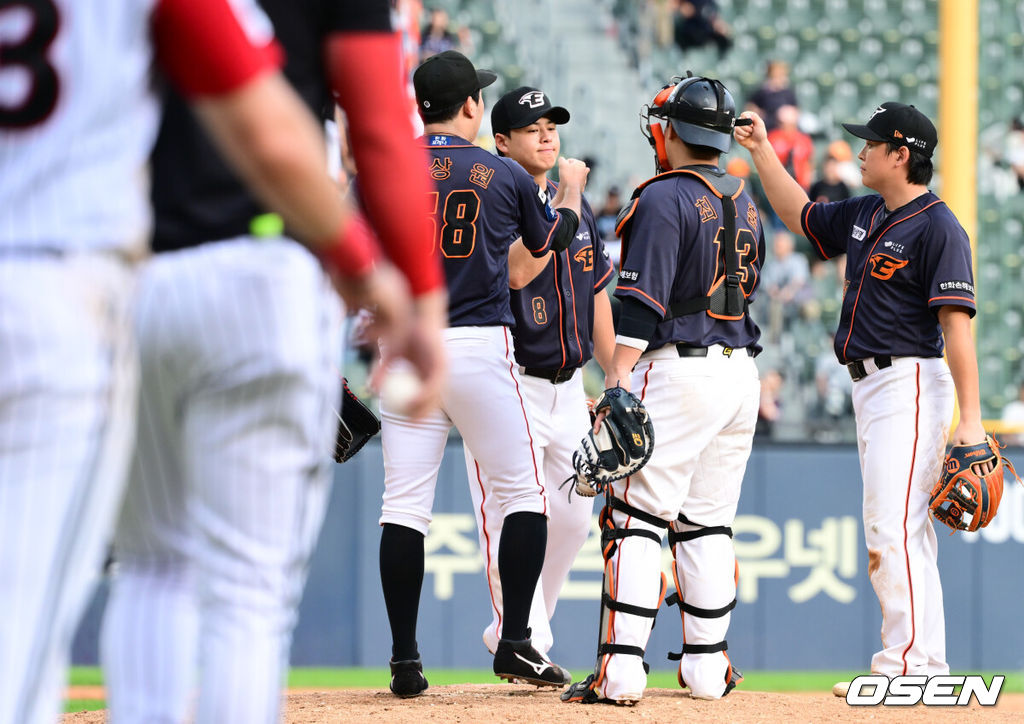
[842,102,937,158]
[413,50,497,114]
[491,86,571,136]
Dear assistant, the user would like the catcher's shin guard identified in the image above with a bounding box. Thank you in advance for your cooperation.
[586,496,669,703]
[666,513,741,700]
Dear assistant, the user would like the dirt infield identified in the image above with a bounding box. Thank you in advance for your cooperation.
[63,684,1024,722]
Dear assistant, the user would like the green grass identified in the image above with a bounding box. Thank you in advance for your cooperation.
[65,667,1024,712]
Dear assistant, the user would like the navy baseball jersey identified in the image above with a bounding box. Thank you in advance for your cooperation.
[615,168,765,353]
[425,133,564,327]
[152,0,391,252]
[801,191,975,364]
[510,182,613,369]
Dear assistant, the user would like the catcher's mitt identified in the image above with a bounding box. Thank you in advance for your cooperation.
[333,378,381,463]
[929,435,1019,532]
[563,386,654,498]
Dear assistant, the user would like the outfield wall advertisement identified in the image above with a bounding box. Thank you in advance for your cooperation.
[73,442,1024,673]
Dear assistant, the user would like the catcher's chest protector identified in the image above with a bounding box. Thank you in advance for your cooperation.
[614,166,748,321]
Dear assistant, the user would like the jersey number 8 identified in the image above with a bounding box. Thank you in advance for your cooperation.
[0,0,60,128]
[429,189,480,258]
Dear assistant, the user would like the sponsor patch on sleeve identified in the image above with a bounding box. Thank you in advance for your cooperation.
[619,269,639,282]
[938,280,975,294]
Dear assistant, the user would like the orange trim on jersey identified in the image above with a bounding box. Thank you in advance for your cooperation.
[841,200,943,362]
[566,248,583,366]
[504,328,546,511]
[616,286,666,316]
[594,265,613,290]
[928,295,975,305]
[900,363,921,675]
[474,460,502,637]
[802,202,831,259]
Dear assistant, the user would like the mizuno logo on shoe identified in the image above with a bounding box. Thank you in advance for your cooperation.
[513,651,552,676]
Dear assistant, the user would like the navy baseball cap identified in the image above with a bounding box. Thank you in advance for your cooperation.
[842,102,937,158]
[413,50,497,114]
[491,86,570,135]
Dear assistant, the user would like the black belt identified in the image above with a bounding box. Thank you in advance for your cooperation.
[522,366,579,384]
[675,343,751,358]
[846,355,892,382]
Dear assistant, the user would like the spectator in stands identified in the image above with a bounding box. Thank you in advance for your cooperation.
[1001,381,1024,446]
[420,7,460,61]
[746,60,797,131]
[756,368,784,438]
[767,105,815,193]
[808,153,852,204]
[811,336,853,441]
[595,186,623,242]
[672,0,732,59]
[761,229,811,339]
[826,139,861,190]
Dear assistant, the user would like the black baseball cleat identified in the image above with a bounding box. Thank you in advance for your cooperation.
[561,673,639,706]
[724,664,743,697]
[493,638,570,687]
[389,656,428,698]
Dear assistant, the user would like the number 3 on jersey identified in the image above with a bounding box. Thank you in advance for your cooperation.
[429,190,480,258]
[0,0,60,128]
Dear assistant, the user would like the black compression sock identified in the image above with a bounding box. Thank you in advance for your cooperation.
[379,523,424,661]
[497,511,547,641]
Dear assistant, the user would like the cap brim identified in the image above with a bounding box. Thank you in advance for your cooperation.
[841,122,887,143]
[476,69,498,89]
[509,105,572,130]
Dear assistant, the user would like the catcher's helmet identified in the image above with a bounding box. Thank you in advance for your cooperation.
[642,73,738,171]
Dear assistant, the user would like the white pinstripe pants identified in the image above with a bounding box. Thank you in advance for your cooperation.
[100,238,341,724]
[0,253,138,724]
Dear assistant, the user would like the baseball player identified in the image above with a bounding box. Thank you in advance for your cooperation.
[463,86,615,657]
[0,2,419,722]
[97,2,444,723]
[563,74,763,705]
[380,51,590,697]
[736,103,987,693]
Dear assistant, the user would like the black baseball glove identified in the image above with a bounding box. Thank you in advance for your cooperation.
[564,386,654,497]
[333,378,381,463]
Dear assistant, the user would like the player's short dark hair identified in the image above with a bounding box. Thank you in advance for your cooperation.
[420,89,481,124]
[886,141,933,185]
[681,140,721,162]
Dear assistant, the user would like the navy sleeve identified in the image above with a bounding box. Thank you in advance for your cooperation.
[800,199,853,260]
[613,182,681,318]
[921,211,977,317]
[502,157,560,255]
[584,195,614,291]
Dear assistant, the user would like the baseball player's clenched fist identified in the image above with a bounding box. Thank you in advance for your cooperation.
[733,111,767,151]
[558,157,590,188]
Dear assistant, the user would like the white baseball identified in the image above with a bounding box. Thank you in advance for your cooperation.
[381,368,422,414]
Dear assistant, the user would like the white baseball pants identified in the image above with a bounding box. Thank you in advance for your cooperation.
[852,356,953,677]
[101,238,341,724]
[0,253,137,724]
[595,346,759,702]
[463,369,595,655]
[379,326,548,536]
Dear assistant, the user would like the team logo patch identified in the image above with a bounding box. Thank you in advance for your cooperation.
[868,253,909,280]
[518,91,546,108]
[747,202,758,229]
[868,105,887,120]
[619,269,639,282]
[852,225,867,241]
[574,247,594,271]
[939,280,974,294]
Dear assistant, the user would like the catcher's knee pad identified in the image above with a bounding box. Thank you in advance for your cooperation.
[589,496,669,701]
[666,513,740,699]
